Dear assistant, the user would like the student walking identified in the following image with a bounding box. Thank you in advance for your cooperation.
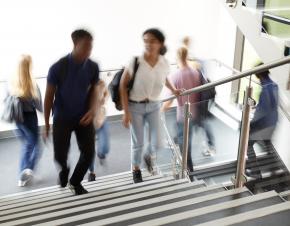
[9,55,43,187]
[120,28,181,183]
[44,29,100,195]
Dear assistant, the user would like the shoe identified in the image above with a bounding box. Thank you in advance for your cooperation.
[88,172,96,182]
[97,153,106,166]
[68,183,88,195]
[58,168,69,187]
[202,146,216,157]
[18,169,33,187]
[144,154,153,174]
[132,170,143,183]
[245,169,262,179]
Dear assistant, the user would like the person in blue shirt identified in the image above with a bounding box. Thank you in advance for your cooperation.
[246,64,279,178]
[44,29,100,195]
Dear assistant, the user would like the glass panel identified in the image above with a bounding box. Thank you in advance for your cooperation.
[245,81,290,194]
[161,89,245,184]
[262,17,290,38]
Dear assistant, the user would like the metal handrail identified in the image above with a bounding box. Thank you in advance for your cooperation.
[0,58,240,83]
[161,56,290,102]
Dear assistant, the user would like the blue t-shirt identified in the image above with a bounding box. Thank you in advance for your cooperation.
[47,54,99,122]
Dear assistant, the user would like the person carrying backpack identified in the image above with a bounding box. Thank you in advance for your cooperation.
[162,46,201,181]
[44,29,100,195]
[88,79,110,181]
[6,55,43,187]
[120,28,181,183]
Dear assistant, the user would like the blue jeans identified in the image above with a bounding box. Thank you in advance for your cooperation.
[16,112,40,174]
[89,121,110,172]
[129,102,161,168]
[177,121,195,174]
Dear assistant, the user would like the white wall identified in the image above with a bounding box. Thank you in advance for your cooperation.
[0,0,236,79]
[0,0,238,132]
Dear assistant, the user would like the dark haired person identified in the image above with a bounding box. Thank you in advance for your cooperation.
[44,29,100,195]
[120,28,181,183]
[246,64,278,178]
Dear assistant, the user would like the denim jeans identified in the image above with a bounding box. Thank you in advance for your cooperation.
[89,120,110,172]
[129,101,161,168]
[177,120,195,174]
[16,112,40,174]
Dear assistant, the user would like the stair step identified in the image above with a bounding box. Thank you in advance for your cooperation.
[0,171,134,201]
[124,191,281,226]
[1,180,208,225]
[29,187,249,226]
[0,175,172,212]
[0,178,195,219]
[194,202,290,226]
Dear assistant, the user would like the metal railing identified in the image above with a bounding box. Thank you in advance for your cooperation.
[162,56,290,102]
[161,55,290,187]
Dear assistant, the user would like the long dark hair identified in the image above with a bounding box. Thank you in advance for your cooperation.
[143,28,167,55]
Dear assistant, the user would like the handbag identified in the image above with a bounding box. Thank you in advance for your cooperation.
[1,94,24,123]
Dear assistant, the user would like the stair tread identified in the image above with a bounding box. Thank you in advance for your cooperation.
[194,201,290,226]
[1,183,225,225]
[0,176,176,211]
[116,191,280,226]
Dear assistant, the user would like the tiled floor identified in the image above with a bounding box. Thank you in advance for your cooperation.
[0,111,240,196]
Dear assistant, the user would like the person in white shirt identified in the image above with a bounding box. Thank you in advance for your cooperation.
[120,28,181,183]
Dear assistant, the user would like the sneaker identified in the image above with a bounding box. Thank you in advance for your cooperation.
[68,183,88,195]
[202,146,216,157]
[58,168,69,188]
[143,154,153,174]
[132,170,143,183]
[18,169,33,187]
[88,172,96,182]
[97,153,106,166]
[245,169,262,179]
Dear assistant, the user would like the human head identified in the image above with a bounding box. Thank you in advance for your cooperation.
[143,28,167,56]
[12,54,37,98]
[177,46,188,64]
[182,36,191,48]
[255,62,270,80]
[71,29,93,61]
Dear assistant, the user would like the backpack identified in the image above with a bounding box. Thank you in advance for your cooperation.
[1,94,24,123]
[198,70,216,101]
[198,70,216,117]
[109,57,139,111]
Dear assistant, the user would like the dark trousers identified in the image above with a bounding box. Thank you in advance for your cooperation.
[53,119,95,186]
[247,138,273,171]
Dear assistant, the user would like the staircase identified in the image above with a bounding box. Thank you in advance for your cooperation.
[0,172,290,226]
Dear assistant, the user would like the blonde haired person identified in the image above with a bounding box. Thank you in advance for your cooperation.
[180,36,216,157]
[162,46,201,181]
[10,55,43,187]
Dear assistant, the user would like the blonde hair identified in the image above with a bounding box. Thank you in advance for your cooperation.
[10,55,38,99]
[177,46,188,63]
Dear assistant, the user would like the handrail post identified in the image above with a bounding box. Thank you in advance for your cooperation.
[235,86,253,188]
[182,101,191,179]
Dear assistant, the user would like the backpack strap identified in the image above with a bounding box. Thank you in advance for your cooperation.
[128,57,139,91]
[57,56,69,87]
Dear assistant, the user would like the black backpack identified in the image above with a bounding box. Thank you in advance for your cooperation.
[198,70,216,101]
[198,70,216,117]
[109,57,139,111]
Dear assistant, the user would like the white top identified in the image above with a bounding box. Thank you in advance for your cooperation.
[127,55,170,101]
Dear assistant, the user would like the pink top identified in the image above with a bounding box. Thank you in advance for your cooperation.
[170,67,201,122]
